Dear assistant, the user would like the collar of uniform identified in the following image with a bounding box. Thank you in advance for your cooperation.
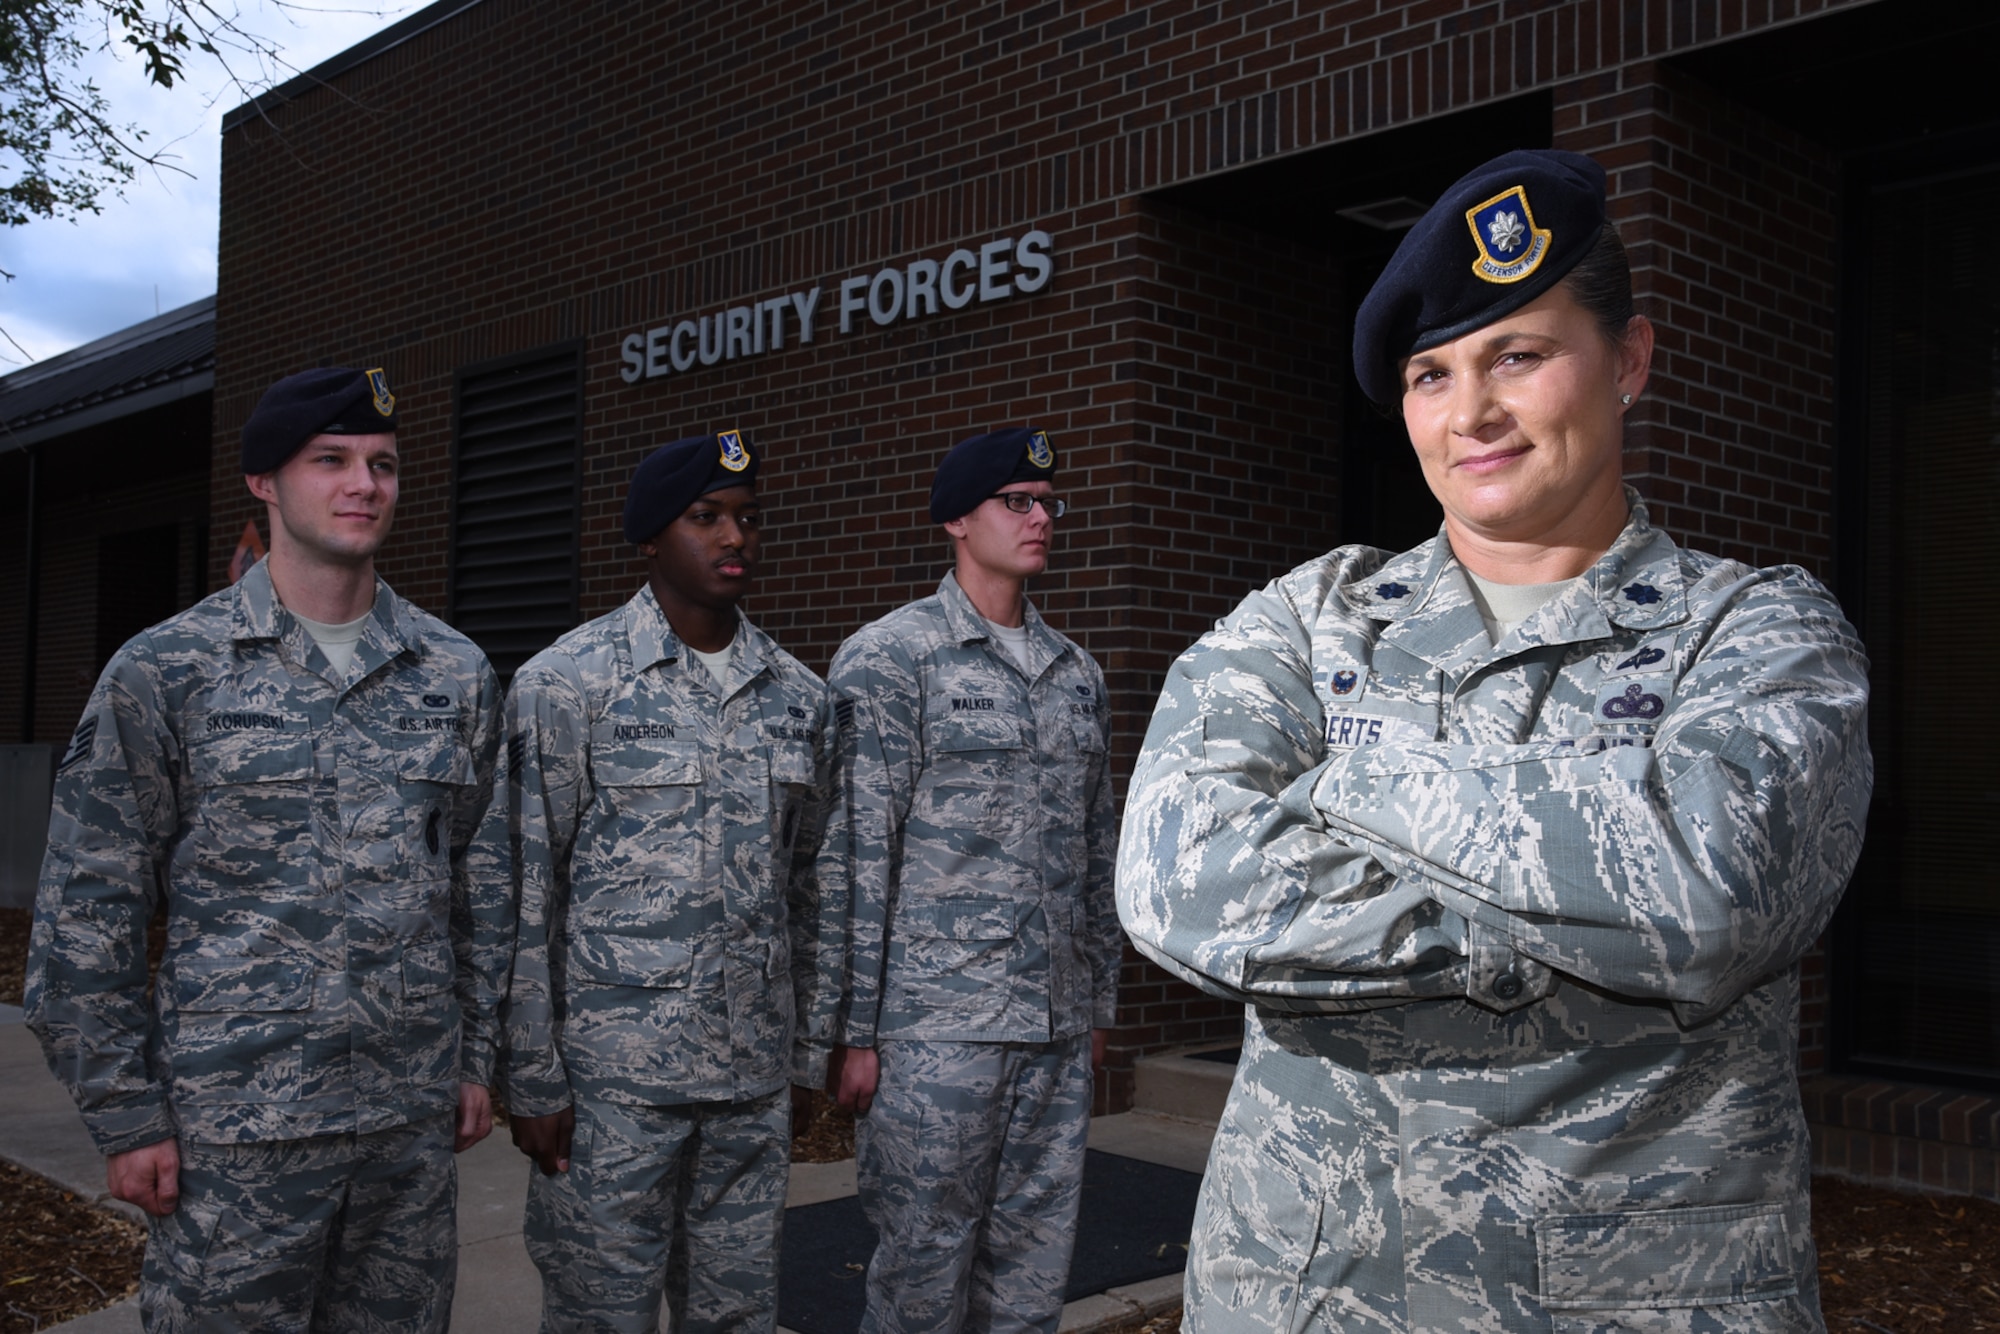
[1352,537,1488,672]
[1340,534,1454,624]
[1580,494,1687,632]
[1343,489,1686,665]
[228,556,411,653]
[625,584,766,682]
[935,570,1064,661]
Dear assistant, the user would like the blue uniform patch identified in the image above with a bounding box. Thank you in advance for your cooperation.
[718,427,751,472]
[1596,678,1669,724]
[1464,184,1552,285]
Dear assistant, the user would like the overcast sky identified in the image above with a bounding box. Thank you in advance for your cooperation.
[0,1,432,369]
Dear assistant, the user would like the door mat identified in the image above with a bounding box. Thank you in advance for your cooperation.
[775,1149,1202,1334]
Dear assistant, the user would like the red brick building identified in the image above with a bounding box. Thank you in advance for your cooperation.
[11,0,1997,1196]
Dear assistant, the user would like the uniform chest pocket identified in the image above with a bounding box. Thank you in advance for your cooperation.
[917,713,1025,838]
[590,740,703,788]
[183,733,315,859]
[769,742,815,789]
[393,735,476,790]
[186,732,313,787]
[568,930,695,989]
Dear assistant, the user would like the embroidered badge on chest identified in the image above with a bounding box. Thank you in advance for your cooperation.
[1594,678,1669,726]
[1322,665,1369,707]
[1608,634,1678,675]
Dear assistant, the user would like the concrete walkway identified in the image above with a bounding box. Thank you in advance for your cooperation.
[0,1015,1208,1332]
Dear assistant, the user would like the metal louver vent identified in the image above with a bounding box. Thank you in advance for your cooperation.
[449,343,582,680]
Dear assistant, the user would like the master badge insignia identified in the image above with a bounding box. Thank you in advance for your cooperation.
[366,368,396,417]
[1027,430,1054,470]
[718,428,751,472]
[1464,185,1552,285]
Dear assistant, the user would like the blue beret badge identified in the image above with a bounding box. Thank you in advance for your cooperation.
[1465,185,1552,286]
[366,368,396,418]
[718,428,751,472]
[1027,430,1054,469]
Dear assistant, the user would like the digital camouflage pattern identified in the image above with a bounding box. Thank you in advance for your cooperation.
[823,571,1119,1330]
[478,586,835,1116]
[523,1090,792,1334]
[855,1036,1091,1334]
[824,572,1119,1049]
[477,586,832,1331]
[26,558,503,1155]
[1118,497,1872,1332]
[142,1113,457,1333]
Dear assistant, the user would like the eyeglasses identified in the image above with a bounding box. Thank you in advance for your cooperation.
[988,492,1067,518]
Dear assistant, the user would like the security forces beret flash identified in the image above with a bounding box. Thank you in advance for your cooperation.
[929,427,1057,524]
[240,366,400,474]
[1352,149,1609,406]
[623,429,759,543]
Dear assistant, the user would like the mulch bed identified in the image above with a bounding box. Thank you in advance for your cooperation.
[0,1160,144,1332]
[1817,1174,2000,1331]
[0,908,28,1010]
[6,908,2000,1331]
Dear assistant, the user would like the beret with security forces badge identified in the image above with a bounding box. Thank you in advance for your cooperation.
[1352,148,1609,407]
[240,366,400,474]
[622,429,760,543]
[929,426,1057,524]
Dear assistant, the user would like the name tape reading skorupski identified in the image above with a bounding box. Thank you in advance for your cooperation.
[619,229,1055,383]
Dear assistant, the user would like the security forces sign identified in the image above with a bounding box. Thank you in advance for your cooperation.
[621,229,1056,382]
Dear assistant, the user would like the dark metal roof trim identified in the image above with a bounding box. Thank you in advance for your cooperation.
[220,0,489,133]
[0,296,215,453]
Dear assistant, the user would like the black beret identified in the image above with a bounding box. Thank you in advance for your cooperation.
[929,427,1056,523]
[1352,149,1608,405]
[240,366,399,474]
[622,429,760,543]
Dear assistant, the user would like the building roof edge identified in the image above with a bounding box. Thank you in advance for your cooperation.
[220,0,488,134]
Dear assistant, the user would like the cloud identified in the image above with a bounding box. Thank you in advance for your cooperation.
[0,2,430,367]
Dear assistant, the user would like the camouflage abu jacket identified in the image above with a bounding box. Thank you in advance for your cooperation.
[824,572,1120,1047]
[479,588,834,1114]
[1117,497,1872,1331]
[26,559,502,1155]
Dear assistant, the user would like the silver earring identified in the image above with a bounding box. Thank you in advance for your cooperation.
[1620,393,1633,405]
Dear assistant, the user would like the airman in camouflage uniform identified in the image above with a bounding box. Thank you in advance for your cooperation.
[26,366,504,1332]
[1117,152,1873,1332]
[823,427,1121,1334]
[477,430,833,1334]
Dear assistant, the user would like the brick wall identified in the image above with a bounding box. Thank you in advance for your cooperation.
[214,0,1880,1110]
[28,473,211,746]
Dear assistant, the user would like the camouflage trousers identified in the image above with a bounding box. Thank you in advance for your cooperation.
[854,1036,1090,1334]
[138,1114,456,1333]
[523,1088,791,1334]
